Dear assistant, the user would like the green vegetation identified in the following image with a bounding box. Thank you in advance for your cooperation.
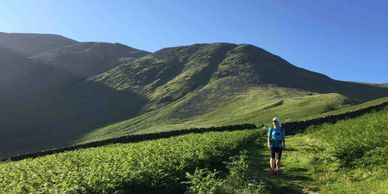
[300,96,388,120]
[81,43,388,144]
[246,105,388,194]
[304,107,388,193]
[185,152,271,194]
[2,33,388,161]
[1,33,388,194]
[245,134,318,194]
[0,130,256,193]
[79,87,348,143]
[1,101,387,193]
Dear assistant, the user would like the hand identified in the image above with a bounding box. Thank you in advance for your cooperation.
[267,145,271,150]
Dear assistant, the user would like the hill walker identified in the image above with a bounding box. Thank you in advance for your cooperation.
[267,117,286,175]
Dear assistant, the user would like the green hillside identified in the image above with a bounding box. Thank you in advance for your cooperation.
[234,102,387,194]
[300,96,388,120]
[1,34,388,157]
[302,107,388,193]
[184,103,388,193]
[80,88,347,142]
[1,103,387,193]
[80,43,388,143]
[92,43,388,102]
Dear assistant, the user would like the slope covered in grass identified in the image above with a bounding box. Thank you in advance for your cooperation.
[0,130,256,193]
[304,106,388,193]
[83,43,388,143]
[93,43,388,103]
[1,100,387,193]
[80,87,347,142]
[300,96,388,120]
[253,105,388,193]
[239,104,388,194]
[2,34,388,157]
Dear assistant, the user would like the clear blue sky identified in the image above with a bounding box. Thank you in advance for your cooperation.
[1,0,387,83]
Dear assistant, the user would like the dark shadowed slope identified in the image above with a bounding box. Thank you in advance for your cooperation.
[31,42,148,77]
[0,33,149,157]
[0,32,77,57]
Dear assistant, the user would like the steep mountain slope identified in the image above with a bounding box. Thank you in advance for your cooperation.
[1,35,387,157]
[0,33,149,156]
[82,43,388,142]
[31,42,147,77]
[93,43,387,102]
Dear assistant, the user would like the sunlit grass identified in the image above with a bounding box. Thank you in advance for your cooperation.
[78,86,348,143]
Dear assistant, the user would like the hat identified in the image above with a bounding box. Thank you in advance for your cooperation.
[272,117,280,122]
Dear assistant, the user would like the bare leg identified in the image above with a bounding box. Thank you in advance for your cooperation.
[270,158,274,172]
[276,159,280,172]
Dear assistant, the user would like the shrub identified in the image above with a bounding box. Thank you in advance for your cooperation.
[185,168,225,194]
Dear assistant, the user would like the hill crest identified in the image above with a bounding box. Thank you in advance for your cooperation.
[1,33,388,157]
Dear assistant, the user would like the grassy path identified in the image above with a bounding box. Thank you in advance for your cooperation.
[246,134,319,194]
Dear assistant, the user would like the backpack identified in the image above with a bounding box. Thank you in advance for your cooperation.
[269,127,283,142]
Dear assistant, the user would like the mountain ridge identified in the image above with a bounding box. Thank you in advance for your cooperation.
[0,33,387,156]
[92,42,387,103]
[0,33,149,156]
[83,42,388,142]
[0,32,77,56]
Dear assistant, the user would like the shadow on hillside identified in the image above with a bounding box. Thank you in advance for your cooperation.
[240,44,388,102]
[277,70,388,102]
[0,80,148,158]
[310,80,388,102]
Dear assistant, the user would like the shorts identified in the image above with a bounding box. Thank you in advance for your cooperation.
[270,147,282,160]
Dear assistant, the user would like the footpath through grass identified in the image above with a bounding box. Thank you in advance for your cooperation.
[246,106,388,194]
[246,134,318,194]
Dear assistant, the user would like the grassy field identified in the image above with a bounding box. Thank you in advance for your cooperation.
[78,86,349,143]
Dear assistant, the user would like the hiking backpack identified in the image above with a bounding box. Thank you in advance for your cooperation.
[269,127,283,142]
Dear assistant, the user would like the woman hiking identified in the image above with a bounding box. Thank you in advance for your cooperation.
[267,117,285,175]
